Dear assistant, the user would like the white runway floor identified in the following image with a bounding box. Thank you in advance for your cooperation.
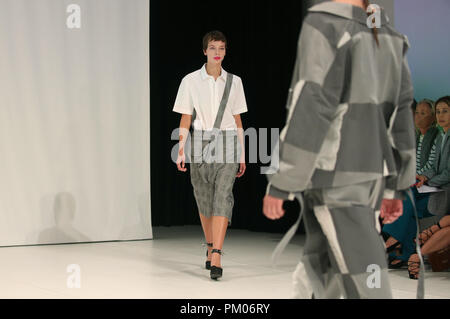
[1,225,449,299]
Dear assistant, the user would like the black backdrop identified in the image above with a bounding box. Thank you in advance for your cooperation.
[150,0,313,233]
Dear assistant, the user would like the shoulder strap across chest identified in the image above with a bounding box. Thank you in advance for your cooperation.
[192,72,233,130]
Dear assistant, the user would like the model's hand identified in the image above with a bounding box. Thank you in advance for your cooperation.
[380,199,403,224]
[416,175,428,188]
[236,152,246,178]
[236,162,246,178]
[176,147,187,172]
[263,195,285,220]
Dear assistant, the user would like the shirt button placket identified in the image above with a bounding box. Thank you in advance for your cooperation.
[213,80,217,129]
[209,79,214,130]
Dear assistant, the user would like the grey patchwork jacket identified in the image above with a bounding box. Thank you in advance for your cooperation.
[267,2,416,200]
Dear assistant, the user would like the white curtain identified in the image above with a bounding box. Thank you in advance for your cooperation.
[0,0,151,246]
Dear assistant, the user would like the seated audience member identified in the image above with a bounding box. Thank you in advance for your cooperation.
[418,96,450,216]
[408,215,450,279]
[382,99,439,268]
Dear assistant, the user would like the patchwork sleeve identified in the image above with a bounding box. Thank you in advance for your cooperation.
[384,38,416,199]
[266,17,350,198]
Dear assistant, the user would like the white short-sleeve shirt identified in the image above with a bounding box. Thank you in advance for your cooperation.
[173,64,248,130]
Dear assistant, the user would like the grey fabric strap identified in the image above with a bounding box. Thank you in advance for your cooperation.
[191,72,233,130]
[213,72,233,130]
[406,189,425,299]
[271,193,305,266]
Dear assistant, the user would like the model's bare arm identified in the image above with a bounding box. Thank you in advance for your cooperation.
[233,114,246,178]
[177,114,192,172]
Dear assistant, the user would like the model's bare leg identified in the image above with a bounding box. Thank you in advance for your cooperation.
[199,213,213,261]
[385,236,399,248]
[438,215,450,228]
[384,236,403,265]
[421,227,450,255]
[417,215,450,246]
[408,227,450,279]
[211,216,229,268]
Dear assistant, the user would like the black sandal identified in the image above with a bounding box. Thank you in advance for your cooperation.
[205,242,213,270]
[388,258,406,269]
[387,241,402,254]
[210,249,223,280]
[407,253,420,280]
[417,222,442,247]
[383,232,402,254]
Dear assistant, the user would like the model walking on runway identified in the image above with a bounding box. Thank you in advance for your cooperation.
[264,0,416,298]
[173,31,247,280]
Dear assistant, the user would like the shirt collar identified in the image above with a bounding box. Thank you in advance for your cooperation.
[200,64,227,81]
[308,1,390,26]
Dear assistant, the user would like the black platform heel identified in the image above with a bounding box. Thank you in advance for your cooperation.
[210,249,223,280]
[205,243,213,270]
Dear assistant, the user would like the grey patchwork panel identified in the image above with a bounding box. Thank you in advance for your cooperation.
[305,12,351,48]
[284,28,350,153]
[268,143,318,192]
[334,103,387,172]
[348,33,404,105]
[297,22,336,87]
[326,205,388,274]
[284,81,337,153]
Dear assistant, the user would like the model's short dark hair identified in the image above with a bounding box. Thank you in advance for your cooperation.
[202,30,227,51]
[435,96,450,108]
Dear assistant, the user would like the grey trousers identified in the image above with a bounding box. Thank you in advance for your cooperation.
[294,178,393,299]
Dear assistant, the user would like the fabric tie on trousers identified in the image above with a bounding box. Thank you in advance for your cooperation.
[271,193,305,266]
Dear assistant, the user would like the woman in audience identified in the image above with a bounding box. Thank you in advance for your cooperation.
[382,99,439,268]
[417,96,450,214]
[408,96,450,278]
[408,215,450,279]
